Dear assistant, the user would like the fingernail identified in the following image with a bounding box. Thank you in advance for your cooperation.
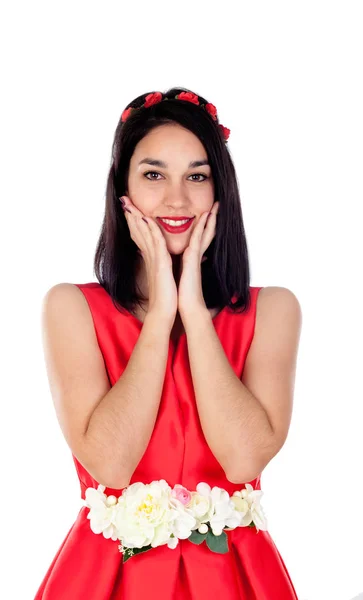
[125,207,132,214]
[119,196,125,205]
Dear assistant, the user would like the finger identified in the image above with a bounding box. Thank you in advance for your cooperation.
[200,203,219,255]
[189,211,210,246]
[198,201,219,233]
[120,196,167,254]
[120,196,156,255]
[204,201,219,229]
[119,196,141,215]
[120,196,160,233]
[207,201,220,219]
[184,213,209,260]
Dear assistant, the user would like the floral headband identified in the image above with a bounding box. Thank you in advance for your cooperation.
[120,91,231,143]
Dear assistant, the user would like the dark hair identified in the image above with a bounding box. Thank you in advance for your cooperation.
[94,86,252,316]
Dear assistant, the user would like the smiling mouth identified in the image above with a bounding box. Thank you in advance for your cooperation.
[157,217,195,233]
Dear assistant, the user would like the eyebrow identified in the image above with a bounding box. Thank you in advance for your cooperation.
[138,158,210,168]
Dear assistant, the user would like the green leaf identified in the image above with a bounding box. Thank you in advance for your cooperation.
[188,529,208,545]
[206,530,229,554]
[122,544,153,563]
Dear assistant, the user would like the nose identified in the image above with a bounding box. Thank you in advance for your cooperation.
[162,188,192,212]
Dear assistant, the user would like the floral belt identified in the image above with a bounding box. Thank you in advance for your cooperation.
[83,479,268,563]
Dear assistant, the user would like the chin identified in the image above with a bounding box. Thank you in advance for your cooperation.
[168,246,188,256]
[163,234,191,255]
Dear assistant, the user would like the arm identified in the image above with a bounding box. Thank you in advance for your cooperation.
[41,283,171,490]
[84,311,171,488]
[183,287,302,483]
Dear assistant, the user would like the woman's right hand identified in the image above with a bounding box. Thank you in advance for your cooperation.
[120,196,177,327]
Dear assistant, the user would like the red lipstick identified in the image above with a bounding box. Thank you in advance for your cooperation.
[157,216,195,234]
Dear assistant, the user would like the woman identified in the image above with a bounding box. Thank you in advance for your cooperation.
[36,87,302,599]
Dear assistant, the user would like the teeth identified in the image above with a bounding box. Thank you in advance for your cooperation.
[160,218,190,226]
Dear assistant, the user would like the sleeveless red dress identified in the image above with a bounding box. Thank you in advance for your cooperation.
[34,282,299,599]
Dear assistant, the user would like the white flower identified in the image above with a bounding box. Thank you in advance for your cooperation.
[191,482,242,536]
[84,479,268,557]
[166,534,179,549]
[238,483,268,531]
[114,479,181,549]
[84,484,120,541]
[187,483,214,525]
[208,485,242,536]
[169,495,198,540]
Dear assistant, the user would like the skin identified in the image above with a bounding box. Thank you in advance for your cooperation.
[125,122,215,306]
[121,123,302,481]
[121,123,302,484]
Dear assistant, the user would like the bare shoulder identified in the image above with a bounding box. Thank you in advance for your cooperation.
[244,285,303,381]
[41,283,95,352]
[42,282,86,304]
[256,286,302,331]
[257,285,301,306]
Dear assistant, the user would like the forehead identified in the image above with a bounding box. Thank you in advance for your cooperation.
[131,124,208,166]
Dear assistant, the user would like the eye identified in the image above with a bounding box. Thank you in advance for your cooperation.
[144,171,162,180]
[190,173,208,182]
[143,171,208,182]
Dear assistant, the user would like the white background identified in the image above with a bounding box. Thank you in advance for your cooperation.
[1,1,362,599]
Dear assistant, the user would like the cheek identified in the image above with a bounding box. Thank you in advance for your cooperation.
[197,195,214,213]
[127,182,160,210]
[199,182,214,203]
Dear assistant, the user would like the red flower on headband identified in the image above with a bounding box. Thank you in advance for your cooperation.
[177,92,200,105]
[219,124,231,141]
[144,92,163,107]
[205,103,218,121]
[120,92,230,142]
[121,107,132,122]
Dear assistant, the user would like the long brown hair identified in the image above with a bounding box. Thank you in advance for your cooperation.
[94,86,252,315]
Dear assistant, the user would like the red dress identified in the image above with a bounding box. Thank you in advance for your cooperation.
[34,282,298,599]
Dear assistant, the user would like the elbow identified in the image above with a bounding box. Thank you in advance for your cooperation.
[80,440,132,490]
[98,476,131,490]
[98,464,132,490]
[227,471,260,485]
[226,462,263,485]
[94,469,131,490]
[85,461,131,491]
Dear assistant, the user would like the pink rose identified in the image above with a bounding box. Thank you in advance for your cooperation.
[171,484,192,506]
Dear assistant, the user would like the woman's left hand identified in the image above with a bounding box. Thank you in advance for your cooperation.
[178,201,219,319]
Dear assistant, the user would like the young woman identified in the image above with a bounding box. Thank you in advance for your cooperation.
[36,87,302,599]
